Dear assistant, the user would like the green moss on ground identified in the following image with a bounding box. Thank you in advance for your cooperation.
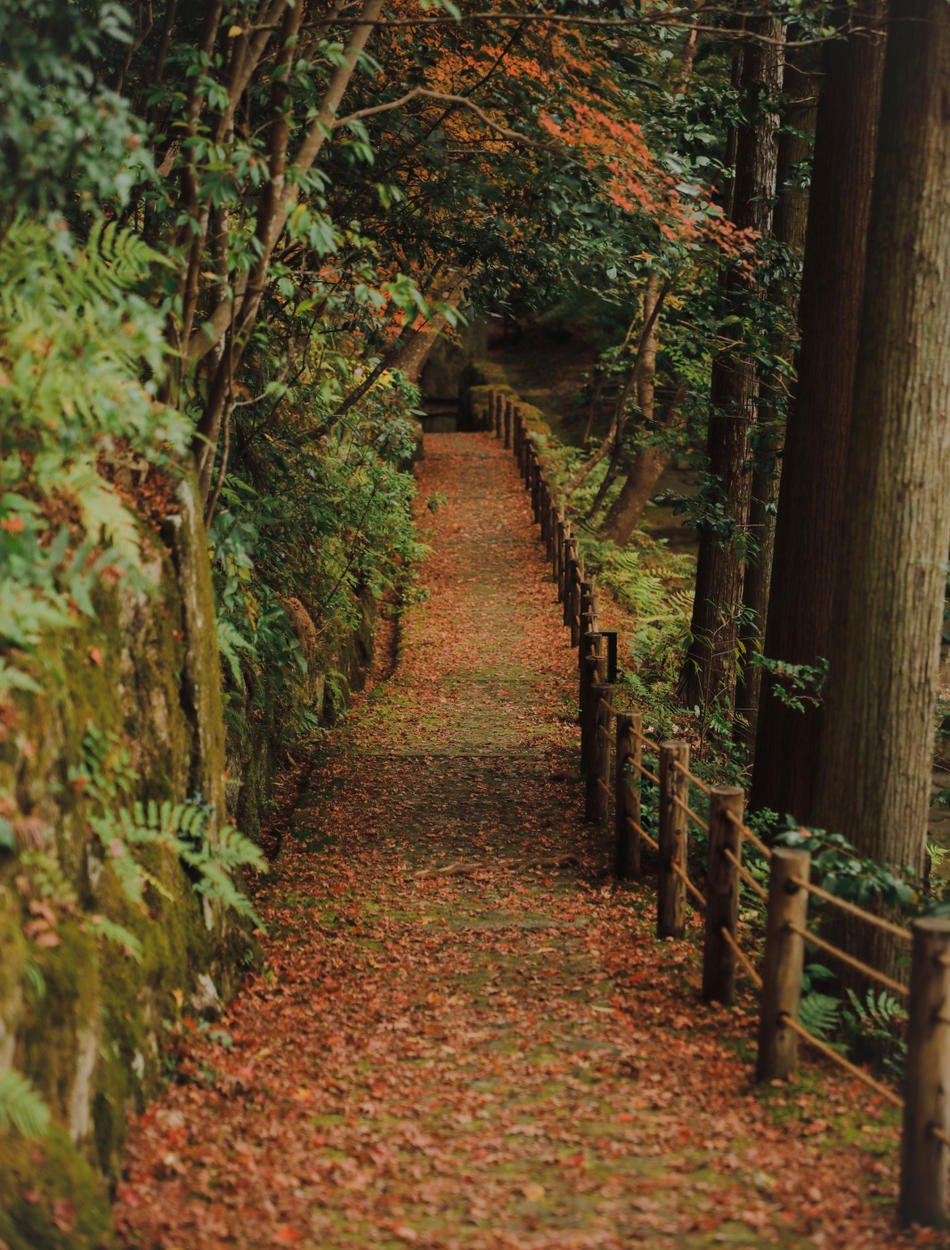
[0,1129,113,1250]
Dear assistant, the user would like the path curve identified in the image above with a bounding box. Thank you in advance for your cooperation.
[116,432,936,1250]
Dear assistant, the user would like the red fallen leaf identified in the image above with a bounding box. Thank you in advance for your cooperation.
[51,1197,76,1233]
[275,1227,304,1245]
[0,515,24,533]
[88,646,103,666]
[33,930,62,948]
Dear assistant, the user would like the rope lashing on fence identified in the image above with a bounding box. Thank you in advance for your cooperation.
[671,759,713,796]
[777,1012,904,1109]
[719,924,763,989]
[628,758,661,787]
[724,809,773,860]
[721,845,768,901]
[787,876,913,943]
[670,859,707,911]
[786,923,910,998]
[670,793,709,833]
[625,814,659,852]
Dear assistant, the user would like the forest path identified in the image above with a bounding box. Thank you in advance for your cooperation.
[116,433,919,1250]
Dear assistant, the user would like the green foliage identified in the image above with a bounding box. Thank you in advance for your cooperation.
[752,653,829,714]
[532,434,693,737]
[799,991,841,1042]
[77,725,267,931]
[841,987,908,1082]
[0,0,151,220]
[774,820,918,912]
[0,216,188,699]
[0,1070,51,1139]
[211,364,425,744]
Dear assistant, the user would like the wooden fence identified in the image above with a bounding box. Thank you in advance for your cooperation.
[480,388,950,1229]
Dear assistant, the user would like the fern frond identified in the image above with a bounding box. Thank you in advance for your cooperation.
[799,991,841,1040]
[0,1070,51,1138]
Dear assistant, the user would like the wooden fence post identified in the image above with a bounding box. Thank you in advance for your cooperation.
[557,515,565,597]
[563,539,577,626]
[578,584,595,670]
[546,500,558,566]
[702,786,744,1004]
[756,847,810,1080]
[899,917,950,1228]
[658,741,689,938]
[502,399,511,449]
[579,633,603,773]
[614,711,642,879]
[569,562,583,647]
[586,682,612,823]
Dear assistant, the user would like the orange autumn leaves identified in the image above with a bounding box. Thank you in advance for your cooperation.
[376,2,753,261]
[539,101,751,257]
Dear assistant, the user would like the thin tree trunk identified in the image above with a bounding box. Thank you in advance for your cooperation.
[679,20,783,715]
[813,0,950,991]
[601,274,662,541]
[567,290,666,496]
[388,272,469,383]
[751,0,886,815]
[735,42,821,742]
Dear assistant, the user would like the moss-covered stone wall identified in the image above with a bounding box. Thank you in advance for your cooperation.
[0,481,250,1247]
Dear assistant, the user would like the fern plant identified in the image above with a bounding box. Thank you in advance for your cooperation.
[0,1070,50,1138]
[77,726,267,932]
[0,216,189,701]
[842,987,908,1081]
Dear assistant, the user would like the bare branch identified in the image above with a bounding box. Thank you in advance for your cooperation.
[334,87,551,151]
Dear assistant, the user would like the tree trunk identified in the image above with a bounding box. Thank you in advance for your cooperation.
[389,273,468,383]
[751,0,886,816]
[603,447,672,542]
[814,0,950,898]
[679,20,783,715]
[602,274,662,541]
[735,42,821,742]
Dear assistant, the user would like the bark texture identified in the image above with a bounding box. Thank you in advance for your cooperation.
[680,21,783,713]
[735,43,821,741]
[813,0,950,882]
[751,2,886,815]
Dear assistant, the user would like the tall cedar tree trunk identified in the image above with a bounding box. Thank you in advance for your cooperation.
[735,44,820,741]
[813,0,950,980]
[679,22,783,713]
[750,0,886,816]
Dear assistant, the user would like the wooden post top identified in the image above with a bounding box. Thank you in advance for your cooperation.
[910,916,950,935]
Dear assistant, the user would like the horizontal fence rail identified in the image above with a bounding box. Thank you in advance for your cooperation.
[479,390,950,1229]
